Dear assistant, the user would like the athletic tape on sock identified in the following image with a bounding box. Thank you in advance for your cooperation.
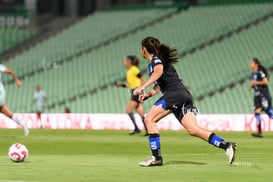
[149,135,161,150]
[209,134,224,147]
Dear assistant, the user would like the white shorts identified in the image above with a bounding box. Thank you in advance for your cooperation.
[36,103,44,112]
[0,84,6,106]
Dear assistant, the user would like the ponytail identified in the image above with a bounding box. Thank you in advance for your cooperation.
[252,58,269,79]
[141,37,178,64]
[159,44,178,64]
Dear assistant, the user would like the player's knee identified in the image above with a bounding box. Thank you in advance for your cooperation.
[7,113,13,119]
[186,128,198,137]
[144,117,150,124]
[144,116,154,125]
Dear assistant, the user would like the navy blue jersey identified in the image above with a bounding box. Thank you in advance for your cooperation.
[148,55,185,93]
[250,70,270,96]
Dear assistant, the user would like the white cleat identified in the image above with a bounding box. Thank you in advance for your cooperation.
[139,156,163,167]
[225,142,237,164]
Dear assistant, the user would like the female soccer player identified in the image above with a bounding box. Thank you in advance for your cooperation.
[133,37,236,166]
[0,64,29,136]
[248,58,273,138]
[32,84,46,128]
[116,56,148,135]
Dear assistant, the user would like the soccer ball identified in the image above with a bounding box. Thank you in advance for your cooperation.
[8,143,28,162]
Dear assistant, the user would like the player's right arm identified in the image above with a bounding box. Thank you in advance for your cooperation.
[248,79,253,90]
[3,67,22,87]
[32,98,36,105]
[251,77,268,86]
[139,76,145,86]
[32,92,37,105]
[115,81,127,88]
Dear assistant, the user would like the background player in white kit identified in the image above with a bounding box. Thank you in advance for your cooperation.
[0,64,29,136]
[32,84,46,128]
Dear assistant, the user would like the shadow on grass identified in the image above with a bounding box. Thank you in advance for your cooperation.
[166,161,206,165]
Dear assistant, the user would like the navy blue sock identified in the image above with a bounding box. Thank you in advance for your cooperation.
[128,113,139,131]
[149,134,161,160]
[255,113,262,133]
[208,133,229,150]
[266,107,273,119]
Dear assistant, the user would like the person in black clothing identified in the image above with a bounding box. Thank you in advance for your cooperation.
[248,58,273,138]
[133,37,236,167]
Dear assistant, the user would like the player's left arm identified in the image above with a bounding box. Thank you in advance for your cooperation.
[43,92,46,105]
[140,76,145,85]
[4,68,22,87]
[136,71,145,86]
[251,77,269,86]
[139,84,160,102]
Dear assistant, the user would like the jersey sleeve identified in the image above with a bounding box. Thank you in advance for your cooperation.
[149,57,163,76]
[153,57,163,66]
[132,67,141,77]
[259,71,266,78]
[136,72,143,78]
[132,67,143,78]
[0,64,7,72]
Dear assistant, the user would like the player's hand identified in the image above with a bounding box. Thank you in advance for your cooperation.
[133,87,144,95]
[139,92,152,102]
[138,93,146,103]
[250,80,257,85]
[115,81,127,88]
[115,82,121,87]
[16,79,22,88]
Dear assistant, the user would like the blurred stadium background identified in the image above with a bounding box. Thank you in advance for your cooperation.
[1,0,273,114]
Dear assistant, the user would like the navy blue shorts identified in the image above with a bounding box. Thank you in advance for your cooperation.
[254,94,272,111]
[154,90,198,121]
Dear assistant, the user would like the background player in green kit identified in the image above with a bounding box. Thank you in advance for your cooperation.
[0,64,29,136]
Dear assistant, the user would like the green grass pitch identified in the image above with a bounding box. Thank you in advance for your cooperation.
[0,129,272,182]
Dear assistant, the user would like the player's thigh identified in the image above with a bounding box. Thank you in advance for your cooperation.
[181,112,199,130]
[146,104,171,123]
[254,96,263,113]
[254,107,262,113]
[126,100,138,113]
[181,112,210,140]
